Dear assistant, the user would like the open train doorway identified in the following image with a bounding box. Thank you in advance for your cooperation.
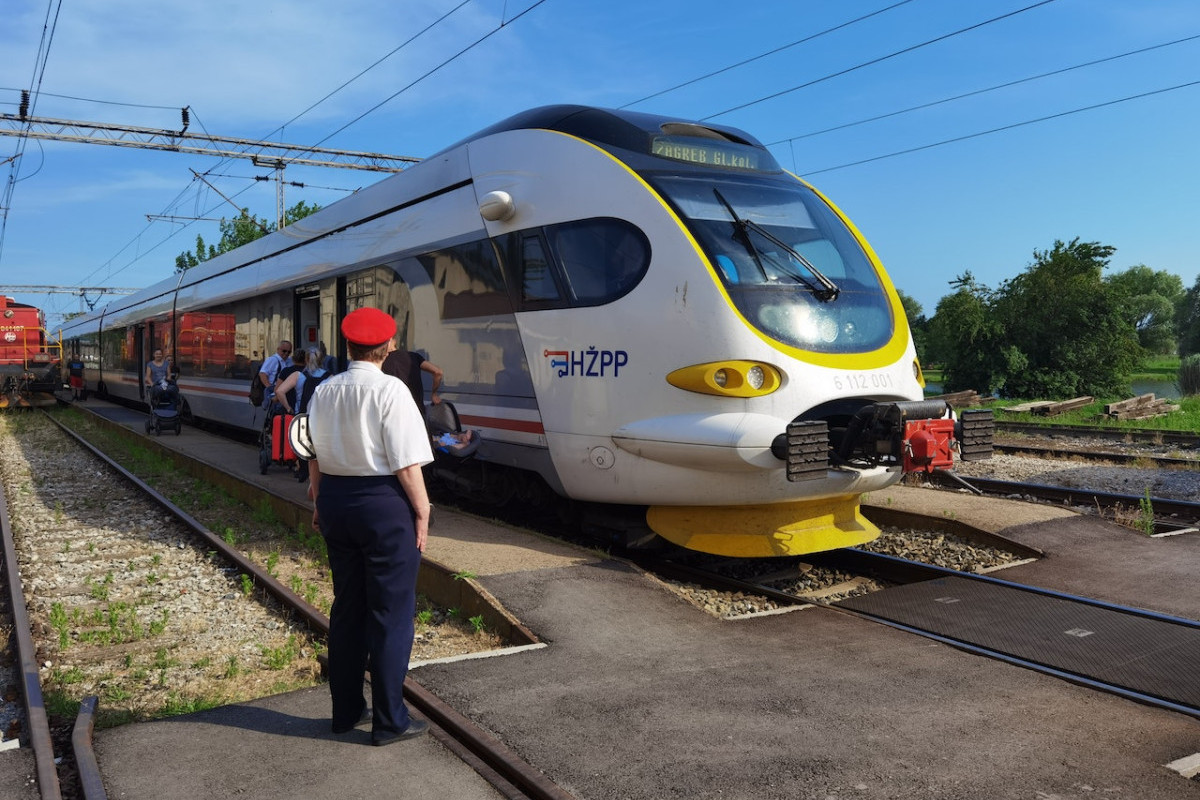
[295,287,321,361]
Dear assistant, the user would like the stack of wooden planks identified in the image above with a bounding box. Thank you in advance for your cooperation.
[928,389,985,407]
[1000,396,1094,416]
[1102,393,1180,421]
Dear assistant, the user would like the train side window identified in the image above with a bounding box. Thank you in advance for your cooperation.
[520,234,561,303]
[419,239,513,319]
[545,218,650,306]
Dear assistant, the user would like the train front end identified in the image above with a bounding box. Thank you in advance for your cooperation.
[633,161,994,556]
[468,107,992,557]
[0,296,60,408]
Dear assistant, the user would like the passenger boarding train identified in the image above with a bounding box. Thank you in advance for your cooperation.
[60,104,991,557]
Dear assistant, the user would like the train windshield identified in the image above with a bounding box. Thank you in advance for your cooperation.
[650,174,895,354]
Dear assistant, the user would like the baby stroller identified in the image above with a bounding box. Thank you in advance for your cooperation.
[145,380,182,436]
[426,401,481,459]
[258,402,296,475]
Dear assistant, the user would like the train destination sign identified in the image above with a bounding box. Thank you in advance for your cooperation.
[650,136,771,171]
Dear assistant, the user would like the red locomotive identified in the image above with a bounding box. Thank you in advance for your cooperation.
[0,296,61,408]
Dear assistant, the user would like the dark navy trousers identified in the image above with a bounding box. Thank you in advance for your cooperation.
[317,474,420,735]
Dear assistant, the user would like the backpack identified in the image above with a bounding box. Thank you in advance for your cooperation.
[249,358,267,406]
[298,370,329,413]
[249,372,264,406]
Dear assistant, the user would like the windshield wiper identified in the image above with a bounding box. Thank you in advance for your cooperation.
[712,189,840,302]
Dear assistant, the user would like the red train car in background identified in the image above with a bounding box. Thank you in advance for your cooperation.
[0,295,61,408]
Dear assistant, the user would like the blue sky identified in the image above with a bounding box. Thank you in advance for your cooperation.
[2,0,1197,328]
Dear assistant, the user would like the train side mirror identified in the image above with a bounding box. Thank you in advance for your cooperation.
[479,190,516,222]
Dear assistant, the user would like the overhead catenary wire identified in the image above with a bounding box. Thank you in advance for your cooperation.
[75,1,548,299]
[766,32,1200,146]
[701,0,1062,120]
[0,0,64,264]
[618,0,918,109]
[797,79,1200,176]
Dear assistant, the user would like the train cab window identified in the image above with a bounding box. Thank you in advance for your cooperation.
[544,218,650,306]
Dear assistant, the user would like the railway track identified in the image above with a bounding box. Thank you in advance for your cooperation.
[995,420,1200,449]
[993,442,1199,470]
[925,472,1200,531]
[1,474,63,799]
[5,408,574,800]
[647,549,1200,719]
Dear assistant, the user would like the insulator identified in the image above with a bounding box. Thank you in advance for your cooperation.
[19,90,30,119]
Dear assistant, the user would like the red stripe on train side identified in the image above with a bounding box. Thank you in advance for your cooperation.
[458,413,545,435]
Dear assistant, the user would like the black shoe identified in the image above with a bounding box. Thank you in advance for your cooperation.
[372,718,428,746]
[331,706,370,734]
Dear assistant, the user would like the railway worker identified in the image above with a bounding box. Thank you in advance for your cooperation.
[382,345,444,416]
[257,340,293,409]
[306,307,433,746]
[67,351,85,401]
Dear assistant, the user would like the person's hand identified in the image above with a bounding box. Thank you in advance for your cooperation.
[414,518,428,553]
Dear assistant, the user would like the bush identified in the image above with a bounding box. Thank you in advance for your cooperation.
[1179,354,1200,397]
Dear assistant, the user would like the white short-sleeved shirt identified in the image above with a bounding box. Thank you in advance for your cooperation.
[307,361,433,476]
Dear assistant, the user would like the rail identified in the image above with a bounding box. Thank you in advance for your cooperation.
[0,464,62,799]
[41,408,573,800]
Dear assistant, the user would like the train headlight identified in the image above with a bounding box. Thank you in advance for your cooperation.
[667,361,782,397]
[747,365,765,390]
[913,358,926,388]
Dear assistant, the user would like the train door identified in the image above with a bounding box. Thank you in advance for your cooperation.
[295,286,321,361]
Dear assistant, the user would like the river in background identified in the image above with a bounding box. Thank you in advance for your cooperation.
[923,379,1180,401]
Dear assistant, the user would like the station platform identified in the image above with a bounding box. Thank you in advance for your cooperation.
[46,400,1200,797]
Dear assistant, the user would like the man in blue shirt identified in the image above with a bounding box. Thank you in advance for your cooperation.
[257,340,292,409]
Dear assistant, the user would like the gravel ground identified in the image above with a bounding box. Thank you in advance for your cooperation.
[0,412,502,773]
[954,444,1200,502]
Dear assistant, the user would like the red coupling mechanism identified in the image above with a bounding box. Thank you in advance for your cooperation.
[902,418,956,472]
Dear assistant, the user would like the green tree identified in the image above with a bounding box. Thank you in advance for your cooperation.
[1177,274,1200,357]
[1105,264,1184,355]
[174,201,321,272]
[993,239,1138,398]
[895,289,927,362]
[925,242,1142,398]
[925,272,1004,393]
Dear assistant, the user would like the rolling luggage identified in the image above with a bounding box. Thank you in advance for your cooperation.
[272,411,296,462]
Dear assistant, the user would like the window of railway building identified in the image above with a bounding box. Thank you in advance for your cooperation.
[544,218,649,306]
[418,239,512,319]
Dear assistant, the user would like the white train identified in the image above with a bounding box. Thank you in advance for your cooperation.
[61,105,990,557]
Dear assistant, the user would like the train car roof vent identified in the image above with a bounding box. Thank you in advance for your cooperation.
[659,122,751,146]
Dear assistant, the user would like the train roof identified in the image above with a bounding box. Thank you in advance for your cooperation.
[62,105,777,331]
[438,104,769,159]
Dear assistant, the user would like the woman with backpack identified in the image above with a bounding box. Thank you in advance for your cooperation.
[275,347,329,481]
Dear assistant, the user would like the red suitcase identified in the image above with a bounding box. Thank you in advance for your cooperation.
[272,412,296,462]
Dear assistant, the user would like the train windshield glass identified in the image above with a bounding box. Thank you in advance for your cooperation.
[651,174,895,354]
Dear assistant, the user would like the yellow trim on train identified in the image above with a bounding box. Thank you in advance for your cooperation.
[646,495,881,557]
[550,131,911,371]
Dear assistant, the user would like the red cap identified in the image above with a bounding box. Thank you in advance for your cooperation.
[340,307,396,347]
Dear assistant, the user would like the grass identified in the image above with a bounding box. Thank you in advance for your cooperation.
[989,394,1200,432]
[1131,356,1180,381]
